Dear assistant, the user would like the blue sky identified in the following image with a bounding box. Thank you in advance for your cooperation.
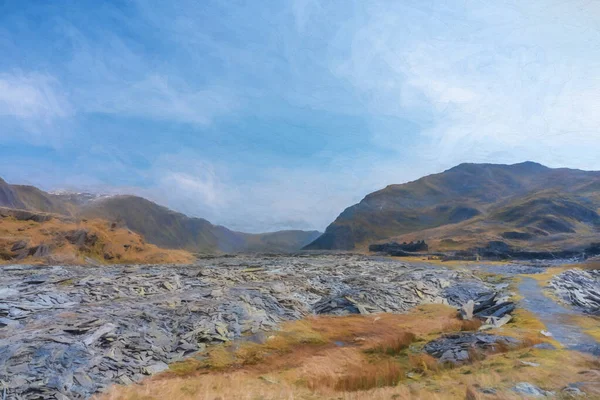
[1,0,600,232]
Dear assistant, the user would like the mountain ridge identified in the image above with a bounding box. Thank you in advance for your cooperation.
[305,162,600,251]
[0,179,321,254]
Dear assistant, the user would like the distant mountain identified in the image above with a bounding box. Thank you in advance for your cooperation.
[50,190,114,206]
[79,195,320,253]
[305,162,600,251]
[0,179,320,254]
[0,179,79,215]
[0,178,21,209]
[236,230,321,253]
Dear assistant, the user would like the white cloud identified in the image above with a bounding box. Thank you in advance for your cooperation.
[332,0,600,170]
[0,71,76,145]
[0,72,72,121]
[83,75,237,126]
[0,72,73,140]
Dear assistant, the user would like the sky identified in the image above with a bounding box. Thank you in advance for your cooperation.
[1,0,600,232]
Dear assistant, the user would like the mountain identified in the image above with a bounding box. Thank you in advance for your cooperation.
[236,230,321,253]
[0,178,320,254]
[0,178,22,209]
[305,162,600,251]
[78,195,321,253]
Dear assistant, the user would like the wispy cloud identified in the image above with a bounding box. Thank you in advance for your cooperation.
[83,74,237,126]
[0,72,71,120]
[332,1,600,169]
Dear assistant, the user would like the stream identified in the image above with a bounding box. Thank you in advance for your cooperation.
[519,277,600,356]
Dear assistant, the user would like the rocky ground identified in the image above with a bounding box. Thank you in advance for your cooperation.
[0,254,500,400]
[550,269,600,315]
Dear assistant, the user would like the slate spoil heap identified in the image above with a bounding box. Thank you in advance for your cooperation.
[550,269,600,315]
[424,332,519,364]
[457,290,516,330]
[0,254,492,399]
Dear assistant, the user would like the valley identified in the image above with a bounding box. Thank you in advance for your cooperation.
[1,163,599,399]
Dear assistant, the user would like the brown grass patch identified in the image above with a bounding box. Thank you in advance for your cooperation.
[330,361,404,391]
[365,332,416,356]
[0,215,194,265]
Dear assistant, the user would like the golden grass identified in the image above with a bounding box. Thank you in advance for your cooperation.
[566,314,600,342]
[98,303,600,400]
[0,216,194,265]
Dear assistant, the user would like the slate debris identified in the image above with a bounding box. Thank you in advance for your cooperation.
[424,332,520,364]
[451,288,516,330]
[550,269,600,315]
[0,254,492,399]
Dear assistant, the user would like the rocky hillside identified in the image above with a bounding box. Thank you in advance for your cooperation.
[0,207,194,265]
[305,162,600,251]
[0,178,320,254]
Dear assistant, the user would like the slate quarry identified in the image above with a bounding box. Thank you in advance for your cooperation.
[0,254,493,399]
[550,269,600,315]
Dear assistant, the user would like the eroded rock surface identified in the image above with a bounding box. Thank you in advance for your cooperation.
[0,254,490,399]
[550,269,600,315]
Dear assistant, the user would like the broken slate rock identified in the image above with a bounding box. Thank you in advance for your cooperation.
[0,254,493,399]
[424,332,519,364]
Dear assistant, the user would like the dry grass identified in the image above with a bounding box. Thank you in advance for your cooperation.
[566,314,600,342]
[365,332,416,356]
[0,216,194,265]
[98,303,600,400]
[327,360,404,392]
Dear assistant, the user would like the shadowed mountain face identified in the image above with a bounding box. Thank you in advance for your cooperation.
[0,180,320,254]
[78,195,321,253]
[0,178,22,209]
[305,162,600,251]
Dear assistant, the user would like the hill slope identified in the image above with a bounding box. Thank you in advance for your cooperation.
[0,207,194,265]
[305,162,600,251]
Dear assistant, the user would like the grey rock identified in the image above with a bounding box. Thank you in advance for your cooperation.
[550,269,600,315]
[82,323,116,346]
[30,244,51,258]
[143,362,169,375]
[424,332,519,364]
[0,288,19,299]
[460,300,474,320]
[562,386,585,396]
[512,382,554,397]
[10,240,28,252]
